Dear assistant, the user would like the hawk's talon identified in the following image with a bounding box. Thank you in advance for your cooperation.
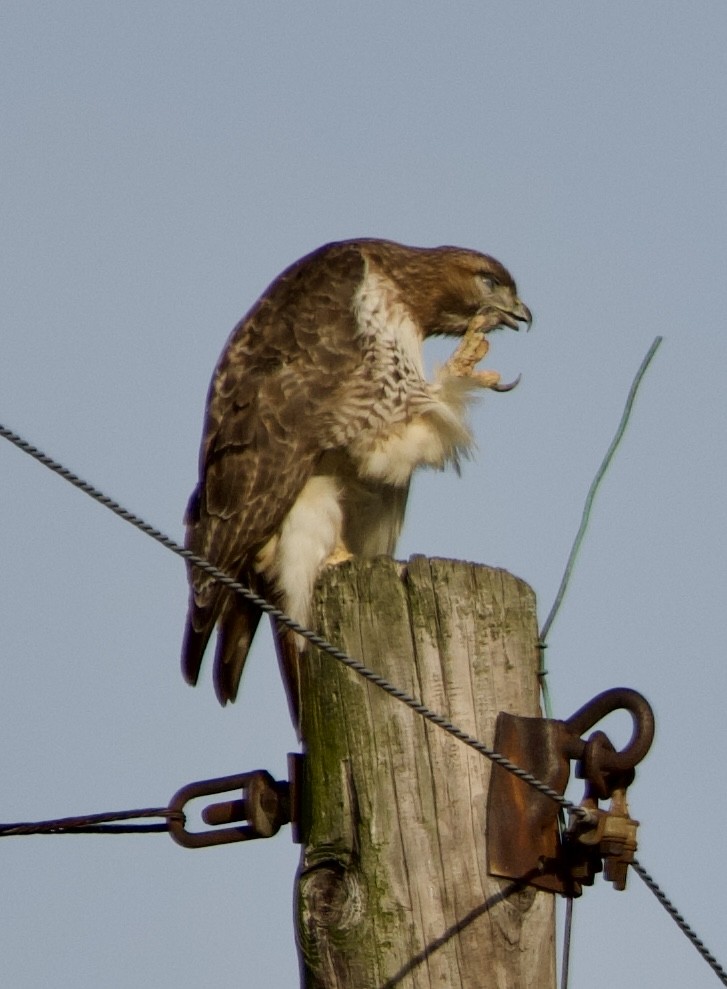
[491,374,522,392]
[324,544,354,567]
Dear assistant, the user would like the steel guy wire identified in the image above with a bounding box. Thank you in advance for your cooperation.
[0,338,664,815]
[0,421,578,816]
[632,858,727,987]
[3,421,727,984]
[0,807,182,836]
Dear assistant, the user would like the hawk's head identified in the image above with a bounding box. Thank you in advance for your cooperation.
[362,240,531,339]
[423,247,532,338]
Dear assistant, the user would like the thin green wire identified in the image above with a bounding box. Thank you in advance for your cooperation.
[536,335,663,989]
[538,335,663,719]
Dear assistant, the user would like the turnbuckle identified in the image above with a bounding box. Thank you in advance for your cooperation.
[486,687,654,895]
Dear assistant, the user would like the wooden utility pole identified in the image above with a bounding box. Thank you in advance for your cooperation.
[294,555,555,989]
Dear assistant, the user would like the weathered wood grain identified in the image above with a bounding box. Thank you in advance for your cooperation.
[296,556,554,989]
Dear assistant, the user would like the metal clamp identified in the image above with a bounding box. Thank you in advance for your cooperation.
[168,753,302,849]
[566,785,638,891]
[487,688,654,895]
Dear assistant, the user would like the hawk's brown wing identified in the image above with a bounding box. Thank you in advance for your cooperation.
[182,243,366,704]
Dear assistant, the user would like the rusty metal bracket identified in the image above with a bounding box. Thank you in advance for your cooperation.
[486,688,654,895]
[168,753,303,849]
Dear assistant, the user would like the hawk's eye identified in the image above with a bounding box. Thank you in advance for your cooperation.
[479,274,498,292]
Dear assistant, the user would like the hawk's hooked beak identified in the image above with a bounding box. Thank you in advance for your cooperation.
[496,298,532,331]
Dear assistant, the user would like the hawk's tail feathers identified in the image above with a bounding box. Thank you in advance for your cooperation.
[181,589,263,706]
[212,595,263,705]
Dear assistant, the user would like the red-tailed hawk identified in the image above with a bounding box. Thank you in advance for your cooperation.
[182,239,530,708]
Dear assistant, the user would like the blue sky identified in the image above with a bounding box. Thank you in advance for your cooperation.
[2,3,726,985]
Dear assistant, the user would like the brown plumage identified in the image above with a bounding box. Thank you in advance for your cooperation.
[182,239,530,711]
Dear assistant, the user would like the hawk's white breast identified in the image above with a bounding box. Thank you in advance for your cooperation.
[257,264,478,633]
[347,267,476,486]
[354,268,426,378]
